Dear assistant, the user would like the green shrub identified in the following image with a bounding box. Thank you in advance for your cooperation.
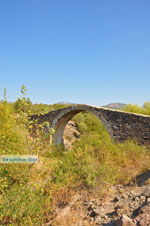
[0,183,45,225]
[0,101,28,155]
[123,102,150,115]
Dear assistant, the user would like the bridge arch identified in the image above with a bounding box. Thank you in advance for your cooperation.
[50,105,114,145]
[30,104,150,145]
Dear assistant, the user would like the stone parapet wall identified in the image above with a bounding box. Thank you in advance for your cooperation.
[30,104,150,145]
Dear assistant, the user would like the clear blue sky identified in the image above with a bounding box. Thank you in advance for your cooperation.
[0,0,150,106]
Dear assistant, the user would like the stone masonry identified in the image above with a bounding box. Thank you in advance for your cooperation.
[30,104,150,146]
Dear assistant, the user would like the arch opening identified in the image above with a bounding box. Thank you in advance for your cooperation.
[51,108,114,146]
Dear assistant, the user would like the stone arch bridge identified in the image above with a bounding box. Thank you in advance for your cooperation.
[31,104,150,146]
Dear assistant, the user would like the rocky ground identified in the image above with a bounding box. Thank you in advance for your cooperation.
[63,120,80,149]
[44,171,150,226]
[83,177,150,226]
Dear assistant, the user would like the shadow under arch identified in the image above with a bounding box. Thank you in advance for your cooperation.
[50,105,114,145]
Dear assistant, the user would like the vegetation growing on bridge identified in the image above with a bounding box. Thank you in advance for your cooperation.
[0,87,150,225]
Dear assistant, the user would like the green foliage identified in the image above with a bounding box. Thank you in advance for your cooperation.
[14,85,32,114]
[0,101,28,155]
[14,97,32,114]
[20,84,27,96]
[48,112,150,188]
[50,135,150,188]
[0,183,45,225]
[123,102,150,115]
[0,100,51,225]
[143,102,150,113]
[0,88,150,225]
[11,84,71,115]
[73,112,109,139]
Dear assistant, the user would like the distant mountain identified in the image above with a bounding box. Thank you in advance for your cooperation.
[103,103,126,110]
[55,102,75,105]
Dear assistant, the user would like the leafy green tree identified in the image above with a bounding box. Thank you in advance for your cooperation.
[14,85,32,114]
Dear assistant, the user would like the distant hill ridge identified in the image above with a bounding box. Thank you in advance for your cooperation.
[55,102,126,110]
[102,103,126,109]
